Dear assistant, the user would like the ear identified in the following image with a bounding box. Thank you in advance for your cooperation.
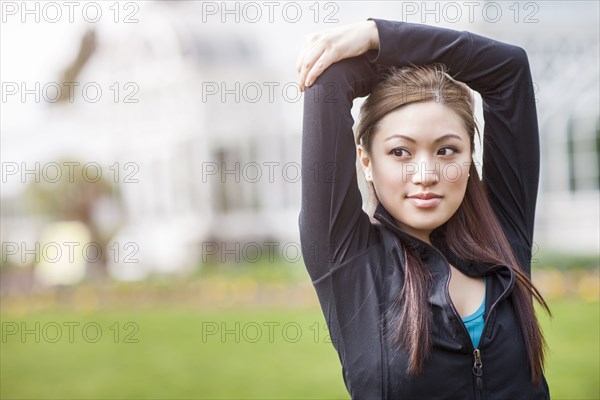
[357,145,373,182]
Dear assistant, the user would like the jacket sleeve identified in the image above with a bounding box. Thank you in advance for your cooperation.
[299,54,383,282]
[366,19,540,275]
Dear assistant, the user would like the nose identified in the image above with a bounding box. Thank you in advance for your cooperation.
[410,160,440,186]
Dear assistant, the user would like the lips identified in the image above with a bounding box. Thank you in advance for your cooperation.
[407,193,442,208]
[407,193,442,200]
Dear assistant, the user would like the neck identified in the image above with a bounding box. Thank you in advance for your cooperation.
[396,223,433,246]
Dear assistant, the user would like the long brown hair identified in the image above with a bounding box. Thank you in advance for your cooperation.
[356,64,552,384]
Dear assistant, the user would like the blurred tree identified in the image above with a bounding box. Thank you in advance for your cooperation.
[58,29,97,103]
[22,158,122,280]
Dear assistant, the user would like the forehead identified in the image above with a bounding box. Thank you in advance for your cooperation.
[374,101,469,143]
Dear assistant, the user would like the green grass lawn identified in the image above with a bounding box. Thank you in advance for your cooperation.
[537,299,600,400]
[1,299,598,399]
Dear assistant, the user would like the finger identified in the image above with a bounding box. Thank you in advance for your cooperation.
[296,51,312,88]
[295,40,310,75]
[298,43,322,90]
[296,51,304,75]
[298,44,326,91]
[304,53,334,89]
[296,34,316,75]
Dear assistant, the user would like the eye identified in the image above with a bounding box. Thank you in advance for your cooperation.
[389,147,410,157]
[438,146,458,156]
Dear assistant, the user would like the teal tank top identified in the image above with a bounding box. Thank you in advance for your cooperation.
[461,276,486,349]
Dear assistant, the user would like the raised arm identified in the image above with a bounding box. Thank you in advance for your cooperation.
[299,54,382,282]
[365,19,539,274]
[298,19,539,277]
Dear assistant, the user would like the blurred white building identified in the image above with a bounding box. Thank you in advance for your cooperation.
[1,1,302,282]
[76,3,302,278]
[1,1,598,285]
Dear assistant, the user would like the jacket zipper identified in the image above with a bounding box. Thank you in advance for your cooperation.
[373,211,515,398]
[443,259,514,400]
[444,270,486,400]
[473,348,483,397]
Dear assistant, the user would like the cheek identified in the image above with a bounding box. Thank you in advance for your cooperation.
[372,160,406,190]
[441,162,469,183]
[443,162,471,205]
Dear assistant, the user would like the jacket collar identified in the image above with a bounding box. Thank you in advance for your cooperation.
[372,202,516,281]
[373,202,455,272]
[373,202,444,254]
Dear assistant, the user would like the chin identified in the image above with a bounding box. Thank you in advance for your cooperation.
[415,223,443,232]
[398,218,441,232]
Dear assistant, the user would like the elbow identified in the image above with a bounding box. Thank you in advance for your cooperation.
[302,61,351,107]
[303,56,377,101]
[306,60,352,92]
[506,44,531,71]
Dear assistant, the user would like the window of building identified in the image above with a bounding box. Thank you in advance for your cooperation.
[567,115,600,192]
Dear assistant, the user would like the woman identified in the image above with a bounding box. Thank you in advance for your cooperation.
[297,19,552,399]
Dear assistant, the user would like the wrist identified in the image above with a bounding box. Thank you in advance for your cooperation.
[366,20,379,50]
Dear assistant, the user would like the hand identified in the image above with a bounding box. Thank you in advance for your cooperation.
[296,20,379,92]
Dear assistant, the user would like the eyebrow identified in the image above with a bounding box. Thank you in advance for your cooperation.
[384,133,464,143]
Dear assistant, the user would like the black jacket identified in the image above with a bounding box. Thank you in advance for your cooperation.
[299,18,550,399]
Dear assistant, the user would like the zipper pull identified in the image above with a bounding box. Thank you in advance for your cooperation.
[473,348,483,390]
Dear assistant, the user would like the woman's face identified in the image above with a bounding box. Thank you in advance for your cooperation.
[358,101,472,244]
